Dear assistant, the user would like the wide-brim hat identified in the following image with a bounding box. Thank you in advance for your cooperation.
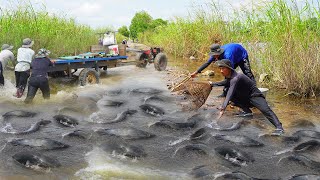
[35,48,51,58]
[1,44,13,50]
[22,38,34,48]
[208,43,224,56]
[214,59,234,70]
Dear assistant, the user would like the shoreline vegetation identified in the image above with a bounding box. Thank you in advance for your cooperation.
[141,0,320,98]
[0,0,319,98]
[0,2,97,58]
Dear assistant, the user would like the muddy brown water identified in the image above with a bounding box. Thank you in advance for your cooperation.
[0,54,318,180]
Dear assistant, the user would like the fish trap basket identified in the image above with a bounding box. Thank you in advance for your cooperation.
[184,81,212,109]
[172,79,212,110]
[170,76,192,92]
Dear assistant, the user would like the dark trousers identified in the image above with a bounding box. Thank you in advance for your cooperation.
[15,70,30,93]
[0,62,3,86]
[24,76,50,104]
[233,96,283,129]
[235,59,256,82]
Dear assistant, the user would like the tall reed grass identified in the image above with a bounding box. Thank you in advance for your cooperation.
[142,0,320,97]
[0,2,97,58]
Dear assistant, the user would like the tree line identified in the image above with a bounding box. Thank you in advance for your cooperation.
[117,11,168,41]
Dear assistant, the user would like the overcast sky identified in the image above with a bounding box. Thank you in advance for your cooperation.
[0,0,258,29]
[0,0,317,29]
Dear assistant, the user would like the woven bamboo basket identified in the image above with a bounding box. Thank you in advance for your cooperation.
[184,81,212,109]
[171,77,212,110]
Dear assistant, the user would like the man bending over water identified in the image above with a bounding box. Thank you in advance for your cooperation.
[211,59,284,135]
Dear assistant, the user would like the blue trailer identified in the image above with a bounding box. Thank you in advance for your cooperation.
[48,54,129,86]
[48,44,168,86]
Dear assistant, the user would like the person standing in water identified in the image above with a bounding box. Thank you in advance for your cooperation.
[0,44,15,86]
[24,48,53,104]
[15,38,35,98]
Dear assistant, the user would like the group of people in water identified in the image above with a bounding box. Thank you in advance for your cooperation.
[0,38,53,103]
[0,37,284,134]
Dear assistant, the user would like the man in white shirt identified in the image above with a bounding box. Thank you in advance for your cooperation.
[15,38,35,98]
[0,44,15,86]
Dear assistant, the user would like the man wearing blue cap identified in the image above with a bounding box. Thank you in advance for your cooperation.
[213,59,284,135]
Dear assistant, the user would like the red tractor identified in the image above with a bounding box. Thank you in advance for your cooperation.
[135,47,168,71]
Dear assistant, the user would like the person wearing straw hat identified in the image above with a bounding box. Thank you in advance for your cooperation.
[0,44,15,86]
[14,38,35,98]
[24,48,53,104]
[213,59,284,135]
[191,43,255,97]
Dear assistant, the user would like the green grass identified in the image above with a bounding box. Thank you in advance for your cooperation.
[142,0,320,97]
[0,2,97,58]
[1,0,319,97]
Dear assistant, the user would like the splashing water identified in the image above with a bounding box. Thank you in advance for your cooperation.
[75,147,190,180]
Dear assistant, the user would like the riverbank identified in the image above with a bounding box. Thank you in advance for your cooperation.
[126,41,320,119]
[140,0,320,97]
[163,54,320,127]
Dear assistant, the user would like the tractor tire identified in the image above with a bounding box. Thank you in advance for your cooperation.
[154,53,168,71]
[135,53,148,68]
[79,68,100,86]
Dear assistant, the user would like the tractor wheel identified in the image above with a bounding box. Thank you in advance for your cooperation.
[154,53,168,71]
[135,53,148,68]
[79,68,100,86]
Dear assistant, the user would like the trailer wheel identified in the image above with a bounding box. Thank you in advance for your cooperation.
[99,66,108,76]
[79,68,100,86]
[135,53,148,68]
[154,53,168,71]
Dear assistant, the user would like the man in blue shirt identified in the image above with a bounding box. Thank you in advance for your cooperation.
[191,43,255,97]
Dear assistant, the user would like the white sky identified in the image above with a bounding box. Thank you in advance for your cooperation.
[0,0,317,29]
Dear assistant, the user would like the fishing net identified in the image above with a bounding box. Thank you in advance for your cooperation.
[170,77,212,110]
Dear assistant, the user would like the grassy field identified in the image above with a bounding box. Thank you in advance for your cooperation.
[0,3,97,58]
[142,0,320,97]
